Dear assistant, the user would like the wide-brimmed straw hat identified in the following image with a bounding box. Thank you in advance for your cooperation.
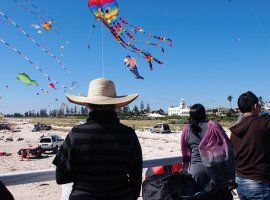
[66,78,138,108]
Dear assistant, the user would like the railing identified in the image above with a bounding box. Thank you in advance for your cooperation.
[0,156,182,186]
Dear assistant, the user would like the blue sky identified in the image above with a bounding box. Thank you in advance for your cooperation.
[0,0,270,114]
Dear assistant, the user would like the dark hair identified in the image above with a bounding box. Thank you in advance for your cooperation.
[237,91,258,113]
[189,104,207,136]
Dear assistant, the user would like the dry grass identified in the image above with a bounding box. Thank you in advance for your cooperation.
[28,117,235,131]
[29,117,183,131]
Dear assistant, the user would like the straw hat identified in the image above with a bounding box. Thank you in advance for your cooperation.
[66,78,138,108]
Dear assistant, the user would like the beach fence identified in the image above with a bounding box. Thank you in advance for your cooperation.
[0,156,182,186]
[0,156,239,200]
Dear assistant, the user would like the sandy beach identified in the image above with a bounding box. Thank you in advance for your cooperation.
[0,118,233,200]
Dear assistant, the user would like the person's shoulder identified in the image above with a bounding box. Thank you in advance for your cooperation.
[259,115,270,124]
[118,123,135,132]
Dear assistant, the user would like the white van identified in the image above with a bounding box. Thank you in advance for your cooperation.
[38,134,64,153]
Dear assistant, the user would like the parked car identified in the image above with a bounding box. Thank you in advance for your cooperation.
[150,123,171,134]
[0,123,11,130]
[32,124,52,132]
[38,134,64,153]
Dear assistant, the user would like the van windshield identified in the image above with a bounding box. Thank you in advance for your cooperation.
[39,138,51,143]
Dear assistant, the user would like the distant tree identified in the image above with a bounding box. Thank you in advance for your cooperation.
[14,113,23,117]
[84,107,89,116]
[24,112,29,117]
[58,108,64,117]
[158,108,165,115]
[77,107,81,115]
[140,101,144,113]
[145,104,151,113]
[227,95,233,110]
[39,109,44,117]
[81,107,85,116]
[70,108,74,115]
[74,106,77,115]
[133,105,140,116]
[50,109,56,117]
[123,105,130,116]
[66,107,70,115]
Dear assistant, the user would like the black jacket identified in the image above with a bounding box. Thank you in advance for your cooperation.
[53,110,143,200]
[230,115,270,182]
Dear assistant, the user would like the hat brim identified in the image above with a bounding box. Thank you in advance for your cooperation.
[66,93,138,108]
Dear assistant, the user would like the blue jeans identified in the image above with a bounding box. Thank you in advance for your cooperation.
[236,176,270,200]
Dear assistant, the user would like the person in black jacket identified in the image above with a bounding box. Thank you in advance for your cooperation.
[53,77,142,200]
[230,91,270,200]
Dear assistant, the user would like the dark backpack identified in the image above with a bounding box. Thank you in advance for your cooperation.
[142,171,199,200]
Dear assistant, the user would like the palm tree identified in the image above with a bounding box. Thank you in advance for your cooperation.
[227,95,233,110]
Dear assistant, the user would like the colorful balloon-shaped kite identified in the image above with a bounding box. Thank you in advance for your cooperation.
[48,83,57,89]
[88,0,172,71]
[124,55,144,79]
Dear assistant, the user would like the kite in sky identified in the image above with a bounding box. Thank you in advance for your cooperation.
[124,55,144,79]
[0,38,68,91]
[13,0,61,32]
[61,103,67,108]
[0,11,70,73]
[88,0,172,71]
[16,73,39,86]
[48,83,57,89]
[71,81,78,89]
[31,24,48,47]
[42,20,52,31]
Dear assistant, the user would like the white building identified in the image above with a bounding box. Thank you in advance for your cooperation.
[168,99,190,116]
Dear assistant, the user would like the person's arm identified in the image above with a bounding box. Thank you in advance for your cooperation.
[128,133,143,200]
[52,130,75,184]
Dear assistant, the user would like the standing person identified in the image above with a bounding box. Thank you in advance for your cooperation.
[181,104,234,200]
[230,91,270,200]
[53,77,143,200]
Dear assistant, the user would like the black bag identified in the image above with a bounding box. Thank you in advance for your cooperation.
[142,171,199,200]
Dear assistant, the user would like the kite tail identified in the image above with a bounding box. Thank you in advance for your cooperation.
[25,0,61,29]
[119,17,173,47]
[13,0,46,23]
[144,40,165,53]
[116,19,165,53]
[142,52,163,71]
[0,37,69,91]
[102,20,129,49]
[113,20,137,42]
[103,20,163,71]
[0,11,70,73]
